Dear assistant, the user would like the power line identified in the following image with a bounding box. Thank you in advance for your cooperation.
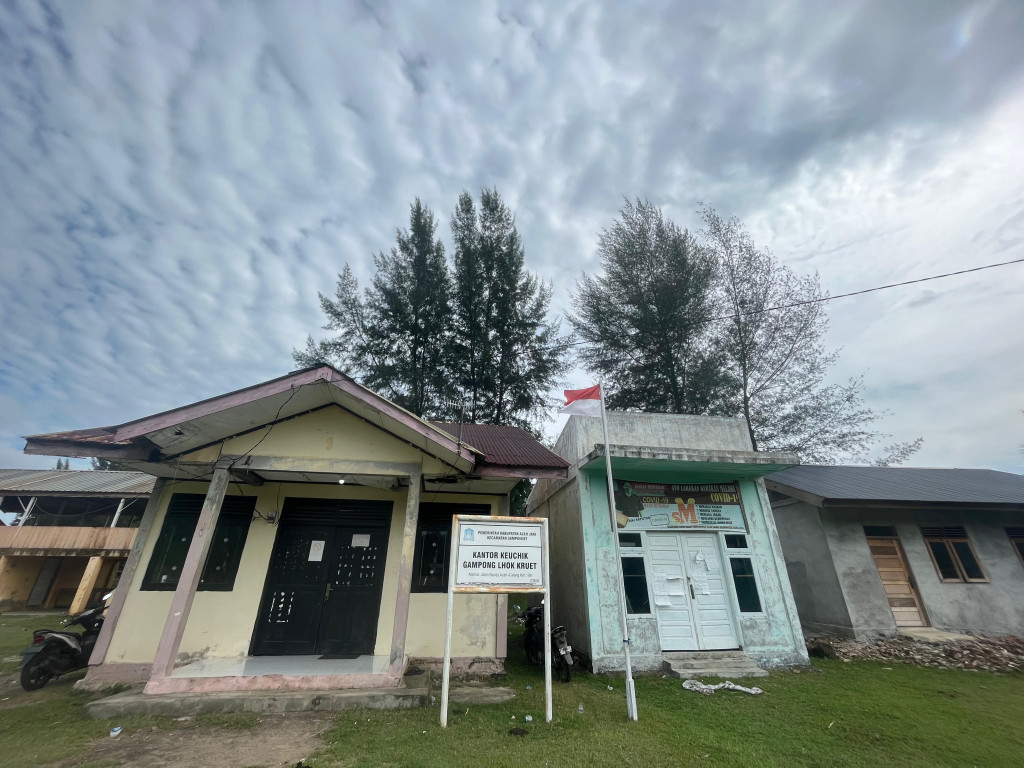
[710,256,1024,322]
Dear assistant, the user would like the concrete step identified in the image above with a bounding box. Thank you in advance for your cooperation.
[669,666,769,680]
[86,684,429,719]
[666,659,762,670]
[662,651,747,661]
[662,653,767,680]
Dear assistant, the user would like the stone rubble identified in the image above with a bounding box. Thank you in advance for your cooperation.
[808,634,1024,673]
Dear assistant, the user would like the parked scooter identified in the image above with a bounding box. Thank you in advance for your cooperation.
[19,594,111,691]
[524,602,573,682]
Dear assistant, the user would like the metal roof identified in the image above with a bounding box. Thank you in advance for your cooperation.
[0,469,155,496]
[430,423,570,471]
[767,465,1024,506]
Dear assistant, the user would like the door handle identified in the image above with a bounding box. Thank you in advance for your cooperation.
[689,580,695,600]
[325,582,333,601]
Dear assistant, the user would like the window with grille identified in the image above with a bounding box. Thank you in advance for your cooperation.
[920,526,987,583]
[141,494,256,591]
[1007,527,1024,569]
[411,503,490,593]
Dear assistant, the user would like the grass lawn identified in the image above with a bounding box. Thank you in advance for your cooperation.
[0,611,1021,767]
[308,650,1024,768]
[0,613,48,676]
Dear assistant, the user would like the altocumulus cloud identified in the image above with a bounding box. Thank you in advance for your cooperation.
[0,0,1023,473]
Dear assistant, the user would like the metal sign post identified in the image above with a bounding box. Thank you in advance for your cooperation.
[440,514,551,727]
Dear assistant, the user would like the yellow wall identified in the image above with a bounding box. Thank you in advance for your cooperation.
[0,555,43,608]
[45,557,87,608]
[219,406,450,476]
[104,479,500,664]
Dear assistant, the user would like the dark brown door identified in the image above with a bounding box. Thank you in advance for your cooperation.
[251,499,391,656]
[867,537,927,628]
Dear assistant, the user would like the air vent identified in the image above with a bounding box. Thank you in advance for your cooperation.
[920,526,967,538]
[1006,527,1024,539]
[863,526,896,537]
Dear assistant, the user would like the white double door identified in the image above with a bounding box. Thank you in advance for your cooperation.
[647,532,738,651]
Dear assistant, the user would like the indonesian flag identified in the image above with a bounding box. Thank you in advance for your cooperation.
[560,385,602,416]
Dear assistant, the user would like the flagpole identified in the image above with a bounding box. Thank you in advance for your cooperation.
[599,382,638,722]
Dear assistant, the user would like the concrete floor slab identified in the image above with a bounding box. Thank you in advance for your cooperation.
[899,627,972,643]
[86,683,429,719]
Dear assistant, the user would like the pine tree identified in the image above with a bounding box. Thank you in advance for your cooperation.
[449,189,569,428]
[569,199,735,414]
[294,200,452,418]
[700,205,921,464]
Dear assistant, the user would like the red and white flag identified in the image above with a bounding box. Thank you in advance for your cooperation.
[560,385,602,417]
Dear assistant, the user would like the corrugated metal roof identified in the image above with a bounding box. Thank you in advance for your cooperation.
[0,469,155,496]
[431,423,570,470]
[767,465,1024,505]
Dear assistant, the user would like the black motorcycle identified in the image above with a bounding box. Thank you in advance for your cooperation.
[524,603,573,682]
[19,601,108,691]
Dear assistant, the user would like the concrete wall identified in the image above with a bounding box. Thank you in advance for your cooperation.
[104,480,501,665]
[772,500,855,637]
[815,507,1024,638]
[528,474,593,664]
[220,406,449,476]
[46,557,88,608]
[0,555,44,610]
[552,413,753,463]
[531,412,808,672]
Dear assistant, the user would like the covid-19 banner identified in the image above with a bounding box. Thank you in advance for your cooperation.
[612,480,747,532]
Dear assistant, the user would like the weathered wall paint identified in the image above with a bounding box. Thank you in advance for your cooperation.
[44,556,88,608]
[0,555,44,609]
[791,506,1024,638]
[220,406,448,476]
[105,480,499,664]
[772,500,854,636]
[530,414,808,673]
[529,475,593,662]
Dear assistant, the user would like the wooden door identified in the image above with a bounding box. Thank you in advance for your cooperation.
[251,499,392,657]
[647,533,699,651]
[316,528,389,655]
[867,537,926,628]
[681,534,739,650]
[251,523,335,655]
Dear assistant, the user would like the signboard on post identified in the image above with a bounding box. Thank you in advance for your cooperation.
[440,515,550,727]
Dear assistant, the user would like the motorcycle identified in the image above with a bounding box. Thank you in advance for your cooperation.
[19,595,110,691]
[524,602,573,682]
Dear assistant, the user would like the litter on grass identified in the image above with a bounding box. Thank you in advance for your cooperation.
[683,680,763,696]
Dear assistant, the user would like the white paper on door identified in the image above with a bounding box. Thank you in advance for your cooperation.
[664,574,687,595]
[352,534,371,547]
[692,572,711,595]
[308,540,325,562]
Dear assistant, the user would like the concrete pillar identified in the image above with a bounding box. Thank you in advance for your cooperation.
[89,479,164,667]
[147,467,230,688]
[69,556,105,614]
[388,469,422,678]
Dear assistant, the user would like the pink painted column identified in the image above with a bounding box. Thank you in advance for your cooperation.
[146,468,229,690]
[388,469,422,678]
[90,478,165,666]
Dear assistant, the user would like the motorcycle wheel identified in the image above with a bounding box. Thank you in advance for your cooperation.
[20,655,53,691]
[554,654,572,683]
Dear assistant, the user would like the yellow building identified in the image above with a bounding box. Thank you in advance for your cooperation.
[25,366,567,695]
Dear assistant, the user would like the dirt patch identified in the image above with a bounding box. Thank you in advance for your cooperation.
[55,713,333,768]
[808,634,1024,673]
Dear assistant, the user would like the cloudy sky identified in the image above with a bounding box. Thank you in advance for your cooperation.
[1,0,1022,476]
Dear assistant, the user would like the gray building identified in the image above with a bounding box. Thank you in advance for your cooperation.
[768,465,1024,639]
[528,413,808,677]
